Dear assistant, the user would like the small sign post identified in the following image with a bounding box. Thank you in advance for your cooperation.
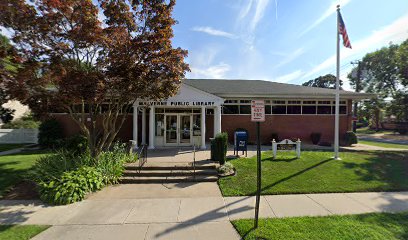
[251,100,265,229]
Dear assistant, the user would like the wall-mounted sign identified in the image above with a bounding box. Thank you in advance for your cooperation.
[251,100,265,122]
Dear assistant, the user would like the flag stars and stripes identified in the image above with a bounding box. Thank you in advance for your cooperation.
[338,12,352,49]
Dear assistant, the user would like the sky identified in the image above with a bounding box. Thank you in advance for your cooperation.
[171,0,408,90]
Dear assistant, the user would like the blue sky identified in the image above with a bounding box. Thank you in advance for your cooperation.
[171,0,408,89]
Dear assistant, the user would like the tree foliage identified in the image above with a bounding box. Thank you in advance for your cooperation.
[302,74,343,89]
[0,0,189,156]
[348,41,408,123]
[0,34,17,123]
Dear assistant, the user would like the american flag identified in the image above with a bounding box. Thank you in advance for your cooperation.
[338,12,352,49]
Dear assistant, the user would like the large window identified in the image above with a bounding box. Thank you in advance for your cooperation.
[221,99,348,115]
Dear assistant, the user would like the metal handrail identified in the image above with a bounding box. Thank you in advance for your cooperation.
[137,144,147,173]
[193,144,196,180]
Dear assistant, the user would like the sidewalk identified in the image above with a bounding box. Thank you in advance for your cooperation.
[1,191,407,239]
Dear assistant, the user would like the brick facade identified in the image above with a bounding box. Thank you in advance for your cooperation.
[53,100,352,146]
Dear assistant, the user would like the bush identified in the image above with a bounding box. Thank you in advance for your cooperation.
[310,133,321,145]
[1,114,40,129]
[39,166,104,205]
[213,132,228,165]
[30,150,82,183]
[95,143,130,184]
[64,134,88,155]
[217,162,234,175]
[344,131,358,146]
[38,119,64,148]
[31,142,133,204]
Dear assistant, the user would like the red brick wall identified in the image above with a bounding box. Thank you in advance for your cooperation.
[53,100,353,145]
[216,114,350,145]
[205,100,353,145]
[52,114,135,142]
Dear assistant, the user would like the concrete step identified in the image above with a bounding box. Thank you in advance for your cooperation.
[125,165,216,171]
[123,169,217,177]
[119,175,218,184]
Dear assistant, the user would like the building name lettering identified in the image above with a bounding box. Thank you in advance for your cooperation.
[139,101,215,106]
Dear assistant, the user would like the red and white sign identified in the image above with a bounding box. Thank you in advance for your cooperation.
[251,100,265,122]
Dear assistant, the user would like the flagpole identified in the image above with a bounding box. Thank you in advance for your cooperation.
[334,5,341,160]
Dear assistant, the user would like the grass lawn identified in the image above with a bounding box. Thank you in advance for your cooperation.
[232,212,408,240]
[359,140,408,149]
[356,127,394,135]
[0,144,27,152]
[0,225,49,240]
[218,150,408,196]
[0,151,49,197]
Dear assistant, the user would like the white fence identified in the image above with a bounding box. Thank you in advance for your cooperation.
[0,129,38,144]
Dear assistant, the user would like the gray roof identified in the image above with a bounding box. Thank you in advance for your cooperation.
[184,79,374,99]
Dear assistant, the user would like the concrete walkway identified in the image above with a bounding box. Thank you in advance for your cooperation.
[1,191,408,239]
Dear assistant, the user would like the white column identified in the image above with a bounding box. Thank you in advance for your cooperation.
[214,106,222,137]
[132,104,138,146]
[148,106,155,149]
[141,108,146,144]
[200,106,206,149]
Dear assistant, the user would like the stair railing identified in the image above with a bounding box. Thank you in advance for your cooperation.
[193,143,196,180]
[137,144,147,173]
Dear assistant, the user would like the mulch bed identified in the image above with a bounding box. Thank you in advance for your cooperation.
[1,181,40,200]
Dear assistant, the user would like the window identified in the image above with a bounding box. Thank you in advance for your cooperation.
[240,100,251,104]
[273,100,286,104]
[225,100,238,103]
[239,105,251,114]
[331,106,347,114]
[272,105,286,114]
[155,114,164,136]
[265,105,272,114]
[193,115,201,136]
[302,105,316,114]
[223,105,239,114]
[287,105,301,114]
[206,109,214,115]
[288,100,301,104]
[317,106,331,114]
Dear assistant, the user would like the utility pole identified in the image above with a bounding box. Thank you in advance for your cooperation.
[351,60,362,133]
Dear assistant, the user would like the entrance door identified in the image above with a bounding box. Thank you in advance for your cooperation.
[165,115,178,145]
[179,115,192,145]
[165,114,192,146]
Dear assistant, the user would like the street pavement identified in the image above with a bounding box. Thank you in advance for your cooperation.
[1,189,408,240]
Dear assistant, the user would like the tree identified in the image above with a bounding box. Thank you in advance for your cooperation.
[0,34,17,123]
[348,42,407,127]
[0,0,189,157]
[302,74,343,89]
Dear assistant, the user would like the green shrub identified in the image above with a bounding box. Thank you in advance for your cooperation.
[218,162,234,174]
[1,114,40,129]
[344,131,358,146]
[39,166,104,205]
[213,132,228,165]
[30,151,80,183]
[38,119,64,148]
[97,154,125,185]
[32,142,133,204]
[310,133,321,145]
[64,134,88,155]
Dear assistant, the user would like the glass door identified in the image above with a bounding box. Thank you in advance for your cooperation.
[179,115,192,145]
[165,115,178,145]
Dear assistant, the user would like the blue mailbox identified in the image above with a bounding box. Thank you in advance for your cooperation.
[234,131,248,157]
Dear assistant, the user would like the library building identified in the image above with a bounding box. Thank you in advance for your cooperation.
[55,79,371,149]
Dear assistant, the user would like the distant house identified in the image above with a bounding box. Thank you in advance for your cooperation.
[53,79,372,148]
[0,100,29,125]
